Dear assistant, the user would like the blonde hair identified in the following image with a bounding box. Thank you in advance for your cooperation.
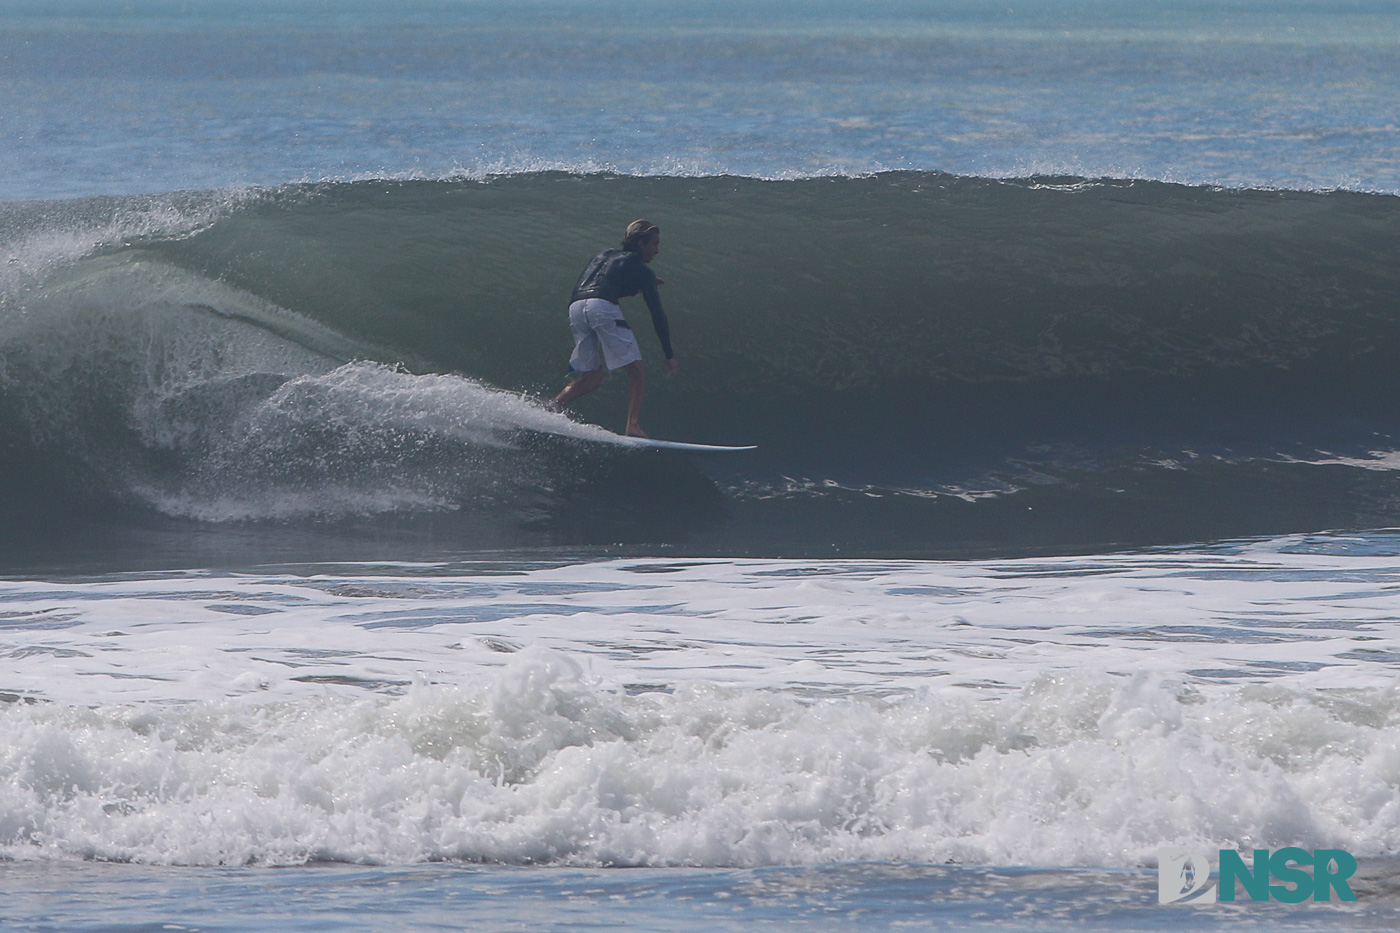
[621,219,660,251]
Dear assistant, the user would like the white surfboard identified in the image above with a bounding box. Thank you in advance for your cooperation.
[530,417,755,451]
[610,435,756,452]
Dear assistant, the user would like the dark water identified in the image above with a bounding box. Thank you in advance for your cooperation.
[4,173,1400,565]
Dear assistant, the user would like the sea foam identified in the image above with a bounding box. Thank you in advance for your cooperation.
[2,547,1398,868]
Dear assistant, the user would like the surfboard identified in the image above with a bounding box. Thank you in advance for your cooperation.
[610,435,756,452]
[530,419,755,451]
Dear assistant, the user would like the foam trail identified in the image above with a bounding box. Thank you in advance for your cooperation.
[153,361,628,521]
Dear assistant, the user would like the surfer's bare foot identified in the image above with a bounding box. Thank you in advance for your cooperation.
[544,400,563,413]
[626,425,649,438]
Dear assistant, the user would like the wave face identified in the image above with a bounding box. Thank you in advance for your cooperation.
[4,173,1400,557]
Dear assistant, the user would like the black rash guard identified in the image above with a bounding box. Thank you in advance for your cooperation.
[570,248,674,359]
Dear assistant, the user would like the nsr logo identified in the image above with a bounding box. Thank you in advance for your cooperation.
[1158,847,1358,905]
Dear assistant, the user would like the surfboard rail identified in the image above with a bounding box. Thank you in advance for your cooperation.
[610,436,757,452]
[528,417,755,451]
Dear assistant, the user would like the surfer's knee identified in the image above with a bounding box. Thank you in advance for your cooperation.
[552,369,604,408]
[575,369,605,390]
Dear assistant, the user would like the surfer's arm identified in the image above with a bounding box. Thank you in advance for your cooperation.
[641,277,675,360]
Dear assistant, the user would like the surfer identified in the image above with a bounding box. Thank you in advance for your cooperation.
[547,219,678,438]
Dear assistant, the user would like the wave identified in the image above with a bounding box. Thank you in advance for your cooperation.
[3,644,1396,868]
[4,171,1400,556]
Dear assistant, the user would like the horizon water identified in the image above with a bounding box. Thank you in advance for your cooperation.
[3,1,1400,930]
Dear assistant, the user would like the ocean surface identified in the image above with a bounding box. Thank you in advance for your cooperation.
[3,1,1400,930]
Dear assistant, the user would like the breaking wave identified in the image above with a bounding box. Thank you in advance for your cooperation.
[4,172,1400,555]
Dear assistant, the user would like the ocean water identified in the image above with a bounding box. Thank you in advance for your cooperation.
[3,1,1400,929]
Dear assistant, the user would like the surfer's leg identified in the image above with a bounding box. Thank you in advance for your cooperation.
[623,360,647,437]
[552,299,613,411]
[551,369,604,410]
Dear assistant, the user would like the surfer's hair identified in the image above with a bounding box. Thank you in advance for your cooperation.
[622,219,660,251]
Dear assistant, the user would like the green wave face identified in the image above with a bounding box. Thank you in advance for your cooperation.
[4,172,1400,557]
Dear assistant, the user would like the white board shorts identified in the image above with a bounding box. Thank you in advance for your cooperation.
[567,298,642,372]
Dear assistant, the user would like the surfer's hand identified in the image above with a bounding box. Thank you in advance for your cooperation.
[665,357,679,376]
[656,278,666,286]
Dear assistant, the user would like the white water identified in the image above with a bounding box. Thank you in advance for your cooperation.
[4,540,1398,868]
[1,243,619,520]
